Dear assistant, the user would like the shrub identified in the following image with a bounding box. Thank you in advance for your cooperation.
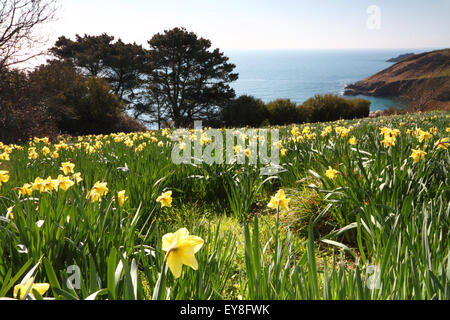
[221,95,268,127]
[347,98,371,118]
[301,94,370,122]
[266,98,305,125]
[0,68,59,144]
[29,61,124,135]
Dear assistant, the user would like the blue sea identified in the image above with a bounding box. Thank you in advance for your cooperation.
[224,49,432,112]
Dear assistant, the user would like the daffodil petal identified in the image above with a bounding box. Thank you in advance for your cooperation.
[32,283,50,295]
[162,233,175,251]
[166,251,183,279]
[174,228,189,242]
[184,236,204,253]
[181,251,199,270]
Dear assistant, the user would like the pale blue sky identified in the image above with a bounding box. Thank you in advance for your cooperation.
[45,0,450,50]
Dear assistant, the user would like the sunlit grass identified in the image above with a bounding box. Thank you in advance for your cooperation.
[0,110,448,299]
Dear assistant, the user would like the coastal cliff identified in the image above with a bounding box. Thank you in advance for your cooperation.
[344,49,450,108]
[386,53,415,62]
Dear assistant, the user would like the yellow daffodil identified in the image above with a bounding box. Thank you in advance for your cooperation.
[0,152,9,160]
[162,228,204,279]
[87,181,109,202]
[410,148,427,162]
[325,166,339,180]
[14,278,50,299]
[349,136,357,145]
[18,183,33,197]
[381,135,396,148]
[336,126,350,137]
[156,191,173,208]
[43,176,57,193]
[42,147,50,156]
[124,139,134,147]
[31,177,45,193]
[267,189,290,211]
[56,175,75,191]
[116,190,128,206]
[0,170,9,188]
[6,206,13,220]
[380,127,392,136]
[60,162,75,175]
[434,138,449,150]
[391,129,401,137]
[28,150,38,160]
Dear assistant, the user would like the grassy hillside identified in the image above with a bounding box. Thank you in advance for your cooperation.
[0,110,449,300]
[344,49,450,109]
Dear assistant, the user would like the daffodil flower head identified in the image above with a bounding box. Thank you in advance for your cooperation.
[14,278,50,299]
[157,190,173,208]
[434,138,449,150]
[56,175,75,191]
[162,228,204,279]
[6,206,14,220]
[18,183,33,197]
[325,166,339,180]
[267,189,290,211]
[87,181,109,202]
[60,162,75,175]
[115,190,128,206]
[410,148,427,162]
[0,170,9,188]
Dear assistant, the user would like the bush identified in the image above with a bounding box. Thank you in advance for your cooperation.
[220,94,370,128]
[29,61,125,135]
[266,99,305,125]
[0,62,145,144]
[0,69,59,144]
[301,94,370,122]
[221,95,268,127]
[347,98,371,118]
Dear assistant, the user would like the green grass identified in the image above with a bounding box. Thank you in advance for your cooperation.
[0,110,449,300]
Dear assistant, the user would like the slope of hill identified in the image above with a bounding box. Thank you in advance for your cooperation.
[344,49,450,109]
[386,53,415,62]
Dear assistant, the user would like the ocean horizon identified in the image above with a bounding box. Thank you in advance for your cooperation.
[224,48,436,112]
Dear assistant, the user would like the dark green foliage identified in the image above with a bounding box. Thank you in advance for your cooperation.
[221,94,370,127]
[0,68,59,143]
[0,62,145,143]
[221,95,268,127]
[145,27,238,127]
[302,94,370,122]
[51,34,114,77]
[266,98,305,125]
[51,34,149,106]
[29,60,125,134]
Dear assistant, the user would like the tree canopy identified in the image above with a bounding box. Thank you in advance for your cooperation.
[50,34,149,107]
[145,27,238,127]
